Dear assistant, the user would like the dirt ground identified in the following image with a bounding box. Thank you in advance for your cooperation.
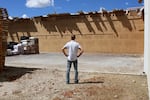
[0,53,148,100]
[0,67,148,100]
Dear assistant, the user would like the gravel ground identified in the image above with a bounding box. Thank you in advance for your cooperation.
[5,53,144,75]
[0,53,148,100]
[0,68,148,100]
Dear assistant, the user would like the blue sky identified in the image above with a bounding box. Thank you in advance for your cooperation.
[0,0,143,18]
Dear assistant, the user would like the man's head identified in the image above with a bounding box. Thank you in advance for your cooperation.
[71,34,76,40]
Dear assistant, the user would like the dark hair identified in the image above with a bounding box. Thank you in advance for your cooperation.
[71,35,76,40]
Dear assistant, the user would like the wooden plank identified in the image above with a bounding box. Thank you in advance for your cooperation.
[0,8,8,71]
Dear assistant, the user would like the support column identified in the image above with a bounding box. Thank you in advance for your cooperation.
[144,0,150,99]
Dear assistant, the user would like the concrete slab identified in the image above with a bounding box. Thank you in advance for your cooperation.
[5,53,144,75]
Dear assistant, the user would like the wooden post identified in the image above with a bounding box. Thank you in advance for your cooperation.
[144,0,150,99]
[0,8,8,71]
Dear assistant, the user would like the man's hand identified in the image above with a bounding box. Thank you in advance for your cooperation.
[62,47,68,57]
[77,48,84,57]
[65,54,68,57]
[77,52,82,57]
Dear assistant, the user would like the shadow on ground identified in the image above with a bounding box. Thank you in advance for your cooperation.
[79,81,104,84]
[69,81,104,84]
[0,66,41,82]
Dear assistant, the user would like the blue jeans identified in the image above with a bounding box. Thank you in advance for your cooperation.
[66,60,78,83]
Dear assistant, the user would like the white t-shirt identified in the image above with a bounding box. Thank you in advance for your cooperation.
[63,40,81,61]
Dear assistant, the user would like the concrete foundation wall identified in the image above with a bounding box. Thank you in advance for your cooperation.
[7,11,144,54]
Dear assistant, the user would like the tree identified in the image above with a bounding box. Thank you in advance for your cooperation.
[138,0,143,3]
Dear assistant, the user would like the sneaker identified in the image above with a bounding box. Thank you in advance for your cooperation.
[75,80,78,84]
[66,81,69,84]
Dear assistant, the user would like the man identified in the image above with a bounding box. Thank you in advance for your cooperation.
[62,35,83,84]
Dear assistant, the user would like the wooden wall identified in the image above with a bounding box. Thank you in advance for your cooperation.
[7,11,144,54]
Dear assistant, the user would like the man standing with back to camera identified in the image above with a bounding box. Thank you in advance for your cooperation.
[62,35,84,84]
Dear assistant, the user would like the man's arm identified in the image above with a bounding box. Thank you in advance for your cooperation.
[77,48,84,57]
[62,47,68,57]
